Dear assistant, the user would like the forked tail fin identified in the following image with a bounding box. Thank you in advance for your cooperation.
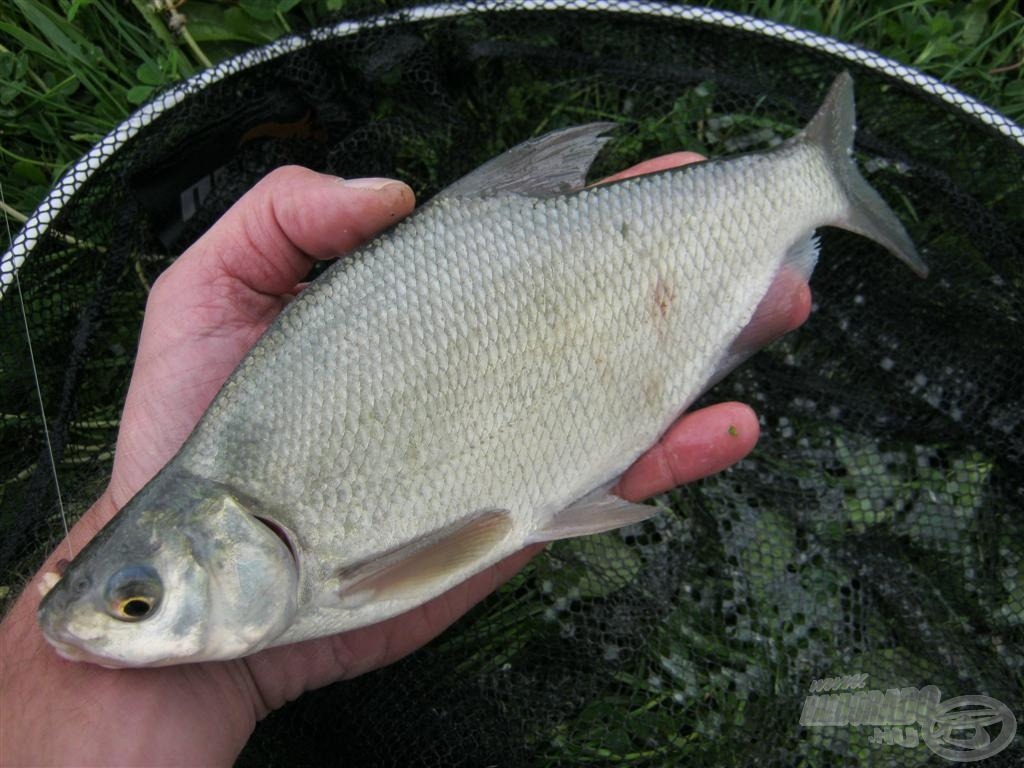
[801,72,928,278]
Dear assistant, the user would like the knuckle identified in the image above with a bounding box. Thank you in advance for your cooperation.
[260,164,315,191]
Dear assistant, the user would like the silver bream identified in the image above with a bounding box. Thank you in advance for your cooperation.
[39,73,926,666]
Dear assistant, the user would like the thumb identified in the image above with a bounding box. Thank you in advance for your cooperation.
[162,166,415,298]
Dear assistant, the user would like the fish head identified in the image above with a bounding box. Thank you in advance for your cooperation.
[38,477,298,667]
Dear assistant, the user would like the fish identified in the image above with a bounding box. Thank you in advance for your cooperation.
[38,72,926,667]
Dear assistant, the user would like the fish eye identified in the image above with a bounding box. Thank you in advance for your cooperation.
[105,565,162,623]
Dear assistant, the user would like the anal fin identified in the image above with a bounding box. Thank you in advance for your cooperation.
[526,485,658,544]
[338,510,513,609]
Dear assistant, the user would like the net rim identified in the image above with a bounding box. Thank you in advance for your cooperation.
[2,0,1022,297]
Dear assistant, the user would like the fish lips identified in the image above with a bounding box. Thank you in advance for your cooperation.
[38,595,132,668]
[42,626,127,669]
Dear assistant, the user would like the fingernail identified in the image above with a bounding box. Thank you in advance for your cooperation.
[338,177,403,191]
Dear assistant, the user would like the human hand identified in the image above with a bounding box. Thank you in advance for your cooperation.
[0,155,810,766]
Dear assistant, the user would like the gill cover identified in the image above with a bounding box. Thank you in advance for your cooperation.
[186,492,300,661]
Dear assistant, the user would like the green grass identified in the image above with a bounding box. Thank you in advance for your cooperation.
[0,0,1021,229]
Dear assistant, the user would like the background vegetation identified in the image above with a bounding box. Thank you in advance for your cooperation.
[0,0,1022,234]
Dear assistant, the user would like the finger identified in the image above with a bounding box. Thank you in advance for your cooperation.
[734,267,813,349]
[596,151,707,185]
[614,402,760,502]
[168,166,415,297]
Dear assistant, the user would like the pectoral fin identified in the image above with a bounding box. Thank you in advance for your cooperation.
[338,510,513,609]
[526,485,658,544]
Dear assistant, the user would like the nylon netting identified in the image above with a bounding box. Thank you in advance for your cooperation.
[1,2,1021,765]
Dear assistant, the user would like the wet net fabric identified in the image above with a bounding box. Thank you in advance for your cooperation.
[2,2,1022,765]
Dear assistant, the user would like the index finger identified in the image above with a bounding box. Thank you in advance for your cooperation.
[595,151,707,185]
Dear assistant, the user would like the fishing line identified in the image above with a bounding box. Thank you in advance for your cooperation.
[0,181,73,561]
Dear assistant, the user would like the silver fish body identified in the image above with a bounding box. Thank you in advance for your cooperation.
[39,73,925,666]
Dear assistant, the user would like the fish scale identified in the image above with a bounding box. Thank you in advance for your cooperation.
[39,73,927,666]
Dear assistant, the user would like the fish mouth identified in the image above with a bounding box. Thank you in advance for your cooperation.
[47,636,92,662]
[38,598,123,667]
[40,623,127,668]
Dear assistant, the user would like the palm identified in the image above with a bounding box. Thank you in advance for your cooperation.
[106,282,276,506]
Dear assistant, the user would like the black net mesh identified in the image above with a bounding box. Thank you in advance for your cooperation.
[2,2,1022,765]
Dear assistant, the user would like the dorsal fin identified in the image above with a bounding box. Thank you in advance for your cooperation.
[435,122,618,200]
